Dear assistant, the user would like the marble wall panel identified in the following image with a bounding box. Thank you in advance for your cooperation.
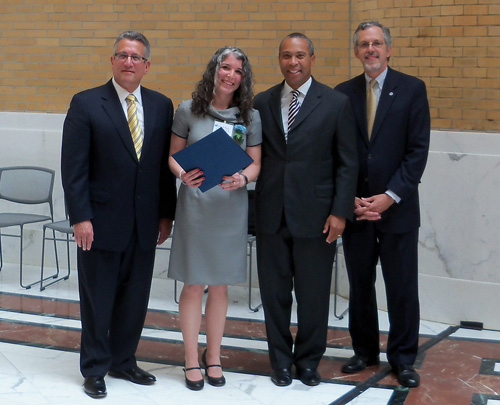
[1,112,499,328]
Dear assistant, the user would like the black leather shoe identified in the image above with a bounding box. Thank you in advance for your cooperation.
[83,376,107,399]
[341,355,380,373]
[201,349,226,387]
[108,366,156,385]
[394,364,420,387]
[184,367,204,391]
[297,368,321,386]
[271,368,292,387]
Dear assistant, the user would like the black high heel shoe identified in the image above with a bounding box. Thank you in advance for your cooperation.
[201,349,226,387]
[183,366,204,391]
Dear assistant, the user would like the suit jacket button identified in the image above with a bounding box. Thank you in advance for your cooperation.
[367,154,372,159]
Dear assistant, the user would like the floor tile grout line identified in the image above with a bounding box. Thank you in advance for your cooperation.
[0,315,353,361]
[416,325,460,353]
[0,290,353,331]
[328,325,460,405]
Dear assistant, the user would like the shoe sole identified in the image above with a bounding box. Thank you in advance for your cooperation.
[341,360,380,374]
[107,371,156,385]
[398,381,420,388]
[300,379,320,386]
[207,379,226,387]
[271,378,292,387]
[84,390,107,399]
[186,382,204,391]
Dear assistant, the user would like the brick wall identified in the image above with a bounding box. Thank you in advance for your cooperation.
[0,0,498,132]
[353,0,500,132]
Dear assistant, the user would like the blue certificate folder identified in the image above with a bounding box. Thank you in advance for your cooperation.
[172,127,253,193]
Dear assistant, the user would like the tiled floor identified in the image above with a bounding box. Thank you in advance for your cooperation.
[1,262,500,404]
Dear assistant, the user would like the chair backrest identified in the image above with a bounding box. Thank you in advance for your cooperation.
[0,166,55,216]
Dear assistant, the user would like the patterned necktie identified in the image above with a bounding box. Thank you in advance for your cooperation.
[126,94,143,159]
[366,79,377,139]
[287,89,300,132]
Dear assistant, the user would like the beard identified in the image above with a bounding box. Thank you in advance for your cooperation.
[362,53,382,73]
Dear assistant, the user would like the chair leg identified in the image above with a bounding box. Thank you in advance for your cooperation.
[247,238,262,312]
[174,280,179,304]
[51,228,60,279]
[19,225,30,289]
[40,229,72,291]
[40,226,48,290]
[19,225,58,290]
[64,234,71,280]
[0,232,3,271]
[333,243,348,320]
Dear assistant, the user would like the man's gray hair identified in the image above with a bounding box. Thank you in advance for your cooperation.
[114,31,151,60]
[353,21,392,50]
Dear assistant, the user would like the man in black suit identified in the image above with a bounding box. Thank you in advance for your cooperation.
[335,21,430,388]
[253,33,358,387]
[61,31,177,398]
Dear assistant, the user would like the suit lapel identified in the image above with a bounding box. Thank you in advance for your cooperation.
[268,83,285,134]
[350,74,370,147]
[288,77,322,134]
[265,83,287,149]
[101,80,139,162]
[370,67,398,143]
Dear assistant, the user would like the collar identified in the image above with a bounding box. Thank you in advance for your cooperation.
[364,67,388,89]
[282,76,313,98]
[112,77,143,105]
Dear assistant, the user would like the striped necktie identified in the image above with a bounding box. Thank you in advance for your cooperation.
[366,79,377,139]
[287,90,300,132]
[126,94,143,159]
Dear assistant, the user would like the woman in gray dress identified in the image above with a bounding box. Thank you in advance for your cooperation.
[168,46,262,390]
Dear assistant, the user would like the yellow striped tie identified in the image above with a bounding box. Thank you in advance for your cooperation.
[126,94,143,159]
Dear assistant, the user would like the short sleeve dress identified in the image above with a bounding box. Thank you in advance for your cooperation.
[168,100,262,285]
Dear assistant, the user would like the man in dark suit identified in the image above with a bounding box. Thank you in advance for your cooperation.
[253,33,358,387]
[61,31,177,398]
[335,21,430,388]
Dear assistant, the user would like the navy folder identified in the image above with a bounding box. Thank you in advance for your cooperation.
[171,127,253,193]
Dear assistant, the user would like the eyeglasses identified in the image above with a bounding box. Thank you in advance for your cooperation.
[357,41,385,50]
[114,52,148,63]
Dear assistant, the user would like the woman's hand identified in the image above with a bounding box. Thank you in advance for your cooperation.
[221,173,244,190]
[181,168,205,188]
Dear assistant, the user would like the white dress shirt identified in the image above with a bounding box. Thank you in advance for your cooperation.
[280,77,312,141]
[364,68,401,204]
[112,77,145,135]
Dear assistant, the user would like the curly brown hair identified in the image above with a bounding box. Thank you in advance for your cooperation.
[191,46,254,125]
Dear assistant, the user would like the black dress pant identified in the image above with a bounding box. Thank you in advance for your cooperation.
[343,220,420,366]
[77,231,155,377]
[256,222,337,371]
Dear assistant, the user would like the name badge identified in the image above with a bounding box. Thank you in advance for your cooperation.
[213,120,234,136]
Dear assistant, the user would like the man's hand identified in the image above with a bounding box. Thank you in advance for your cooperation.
[74,220,94,251]
[157,218,173,245]
[354,194,394,221]
[323,215,346,244]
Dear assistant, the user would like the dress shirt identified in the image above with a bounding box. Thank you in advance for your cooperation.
[281,77,312,137]
[364,68,387,105]
[112,77,145,135]
[364,68,401,204]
